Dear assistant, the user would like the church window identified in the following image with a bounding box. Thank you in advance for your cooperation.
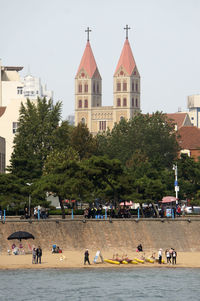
[117,98,121,107]
[97,83,99,93]
[123,98,127,107]
[99,121,106,131]
[132,98,134,107]
[81,118,85,124]
[78,100,82,108]
[132,82,134,91]
[84,84,88,92]
[123,82,127,91]
[84,99,88,108]
[93,83,95,93]
[136,83,138,92]
[136,98,138,107]
[17,87,23,95]
[117,83,121,91]
[78,84,82,93]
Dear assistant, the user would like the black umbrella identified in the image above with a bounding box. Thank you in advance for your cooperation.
[7,231,35,241]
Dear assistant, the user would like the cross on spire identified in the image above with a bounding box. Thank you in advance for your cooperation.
[85,27,92,42]
[124,24,131,39]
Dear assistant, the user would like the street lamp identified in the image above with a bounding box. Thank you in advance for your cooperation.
[26,183,33,217]
[172,164,179,205]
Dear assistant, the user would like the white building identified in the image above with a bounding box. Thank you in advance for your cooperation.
[0,59,53,168]
[187,95,200,128]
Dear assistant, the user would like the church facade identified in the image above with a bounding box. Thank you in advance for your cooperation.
[75,26,141,135]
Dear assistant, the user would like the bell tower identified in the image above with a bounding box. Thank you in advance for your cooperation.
[113,25,140,124]
[75,28,102,130]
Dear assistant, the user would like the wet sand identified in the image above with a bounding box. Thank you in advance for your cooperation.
[0,250,199,269]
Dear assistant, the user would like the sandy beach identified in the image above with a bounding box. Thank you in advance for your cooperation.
[0,250,200,270]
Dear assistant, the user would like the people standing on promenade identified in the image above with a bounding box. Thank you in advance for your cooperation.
[36,246,42,264]
[84,249,91,265]
[158,249,162,264]
[172,249,177,265]
[165,249,171,264]
[32,248,37,264]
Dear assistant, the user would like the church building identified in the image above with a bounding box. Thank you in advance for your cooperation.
[75,26,141,134]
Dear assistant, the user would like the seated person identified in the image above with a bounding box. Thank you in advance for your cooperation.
[52,244,57,253]
[137,244,143,252]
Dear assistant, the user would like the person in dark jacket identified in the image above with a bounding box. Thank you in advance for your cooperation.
[84,249,91,265]
[36,246,42,264]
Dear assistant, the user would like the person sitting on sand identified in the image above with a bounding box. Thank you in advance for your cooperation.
[150,252,156,260]
[137,244,143,252]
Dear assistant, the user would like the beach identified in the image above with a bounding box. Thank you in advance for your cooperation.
[0,250,200,269]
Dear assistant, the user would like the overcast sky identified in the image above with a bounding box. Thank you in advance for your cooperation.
[1,0,200,119]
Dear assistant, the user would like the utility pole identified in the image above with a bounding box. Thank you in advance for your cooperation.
[173,164,179,205]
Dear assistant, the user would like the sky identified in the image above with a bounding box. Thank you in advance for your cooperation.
[1,0,200,119]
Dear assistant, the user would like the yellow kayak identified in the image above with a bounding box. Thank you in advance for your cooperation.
[134,258,145,263]
[145,258,154,263]
[130,260,138,264]
[121,260,128,264]
[104,259,120,265]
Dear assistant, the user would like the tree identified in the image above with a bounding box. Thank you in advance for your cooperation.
[9,98,62,182]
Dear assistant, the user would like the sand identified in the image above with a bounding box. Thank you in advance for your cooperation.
[0,250,199,270]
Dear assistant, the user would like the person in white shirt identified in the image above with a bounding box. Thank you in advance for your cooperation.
[158,249,162,264]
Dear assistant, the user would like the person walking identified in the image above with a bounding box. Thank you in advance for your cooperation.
[36,246,42,264]
[32,247,37,264]
[172,249,177,265]
[165,249,171,264]
[158,249,162,264]
[84,249,91,265]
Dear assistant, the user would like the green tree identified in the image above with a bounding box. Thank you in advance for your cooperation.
[9,98,62,182]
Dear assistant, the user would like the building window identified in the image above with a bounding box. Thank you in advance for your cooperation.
[78,84,82,93]
[191,117,194,120]
[99,121,106,131]
[81,118,85,124]
[132,82,134,91]
[117,98,121,107]
[78,100,82,108]
[13,122,19,134]
[84,99,88,108]
[120,116,124,121]
[123,82,127,91]
[93,83,95,93]
[84,84,88,92]
[117,83,121,91]
[123,98,127,107]
[136,83,138,92]
[132,98,134,107]
[17,87,23,95]
[97,84,99,93]
[136,98,138,107]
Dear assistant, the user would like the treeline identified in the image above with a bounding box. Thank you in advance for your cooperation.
[1,98,200,218]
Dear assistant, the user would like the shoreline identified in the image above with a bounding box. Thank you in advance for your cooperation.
[1,251,200,270]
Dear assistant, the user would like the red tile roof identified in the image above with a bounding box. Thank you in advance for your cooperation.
[76,41,99,78]
[114,39,136,76]
[166,113,189,130]
[178,126,200,150]
[0,107,6,117]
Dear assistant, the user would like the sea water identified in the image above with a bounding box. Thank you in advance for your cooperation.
[0,268,199,301]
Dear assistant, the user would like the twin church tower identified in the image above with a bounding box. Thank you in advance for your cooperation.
[75,25,141,134]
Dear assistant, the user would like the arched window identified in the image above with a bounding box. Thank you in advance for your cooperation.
[117,98,121,107]
[93,83,95,93]
[117,83,121,91]
[84,99,88,108]
[81,118,85,124]
[78,84,82,93]
[84,84,88,92]
[123,98,127,107]
[136,98,138,107]
[132,81,134,91]
[132,98,134,107]
[78,100,82,108]
[97,83,99,93]
[136,83,138,92]
[123,82,127,91]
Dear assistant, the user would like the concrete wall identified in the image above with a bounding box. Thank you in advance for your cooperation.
[1,219,200,252]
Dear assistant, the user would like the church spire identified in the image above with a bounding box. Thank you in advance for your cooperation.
[114,25,136,76]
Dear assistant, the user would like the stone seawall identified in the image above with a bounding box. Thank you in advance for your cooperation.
[0,219,199,252]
